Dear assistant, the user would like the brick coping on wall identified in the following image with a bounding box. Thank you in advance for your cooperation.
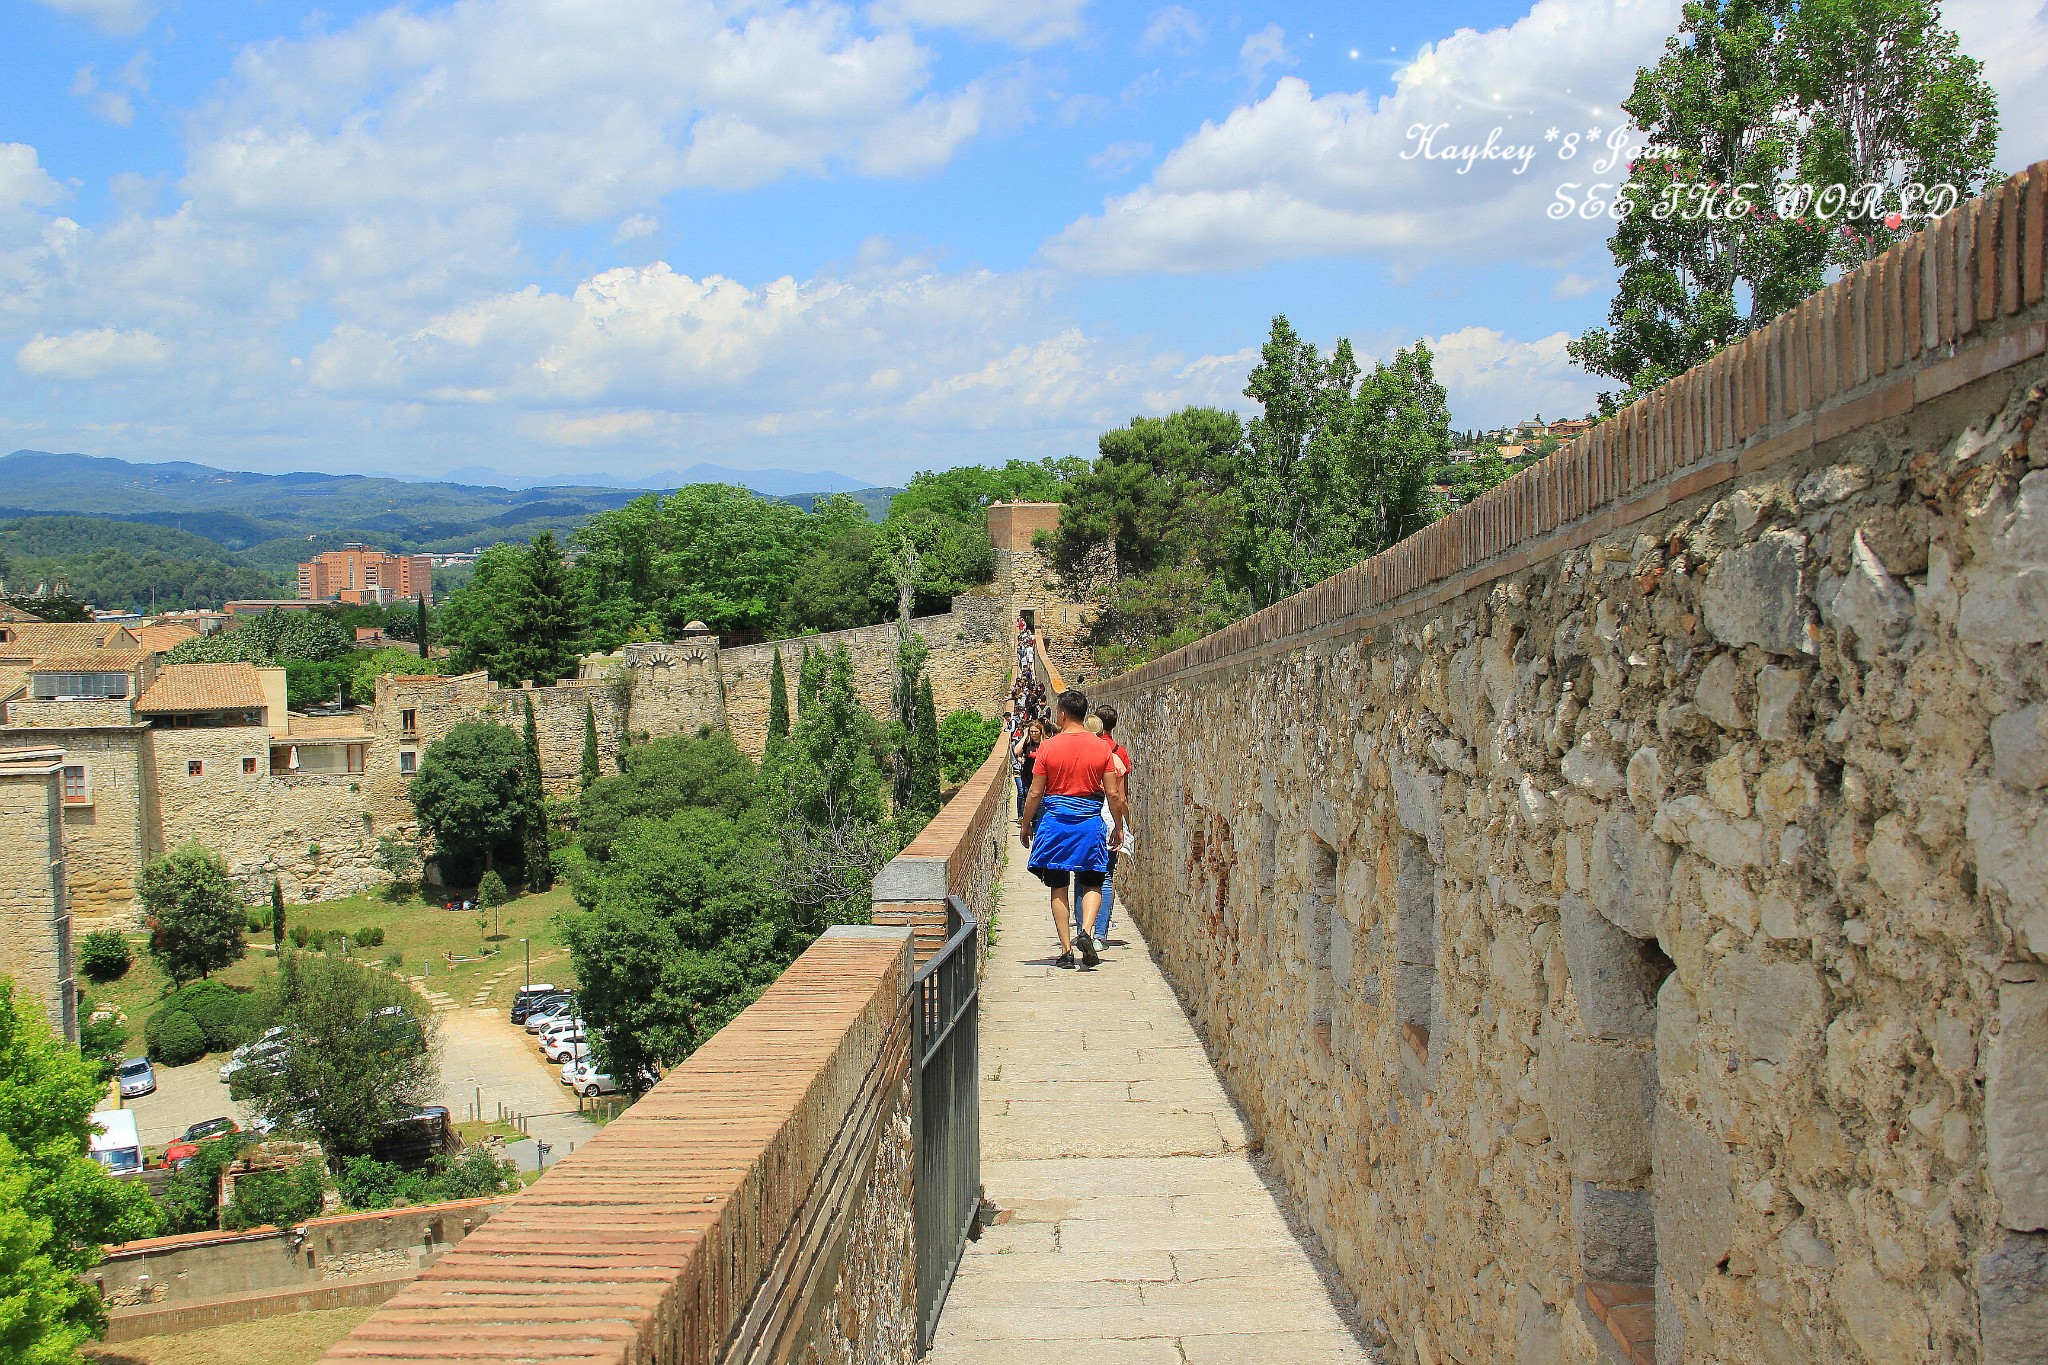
[1102,160,2048,697]
[318,926,914,1364]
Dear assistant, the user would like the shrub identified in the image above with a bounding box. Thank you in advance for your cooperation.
[79,1005,129,1078]
[223,1159,328,1230]
[938,710,1004,786]
[338,1155,416,1211]
[382,951,404,970]
[79,930,132,982]
[157,1136,246,1234]
[477,871,509,908]
[246,906,272,934]
[146,1010,206,1066]
[308,929,328,952]
[291,923,310,949]
[356,926,385,948]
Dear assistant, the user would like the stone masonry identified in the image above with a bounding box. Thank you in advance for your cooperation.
[1095,165,2048,1364]
[0,748,75,1041]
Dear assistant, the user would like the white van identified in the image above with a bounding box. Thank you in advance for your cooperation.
[89,1109,143,1176]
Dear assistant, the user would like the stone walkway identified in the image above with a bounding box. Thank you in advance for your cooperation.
[927,850,1376,1364]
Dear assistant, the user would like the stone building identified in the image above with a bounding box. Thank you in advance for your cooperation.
[0,746,75,1042]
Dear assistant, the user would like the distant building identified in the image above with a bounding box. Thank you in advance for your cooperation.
[225,598,323,619]
[297,544,434,605]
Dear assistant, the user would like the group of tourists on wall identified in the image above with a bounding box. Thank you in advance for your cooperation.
[1004,619,1131,971]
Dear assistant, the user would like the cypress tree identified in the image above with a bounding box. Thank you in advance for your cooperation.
[767,648,790,752]
[521,694,553,892]
[271,879,286,950]
[580,699,601,791]
[910,675,942,825]
[415,591,430,661]
[797,645,823,711]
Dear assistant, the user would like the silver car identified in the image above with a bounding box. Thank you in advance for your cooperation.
[115,1057,156,1098]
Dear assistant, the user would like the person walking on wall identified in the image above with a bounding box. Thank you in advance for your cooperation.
[1012,717,1043,823]
[1090,704,1131,948]
[1020,690,1127,970]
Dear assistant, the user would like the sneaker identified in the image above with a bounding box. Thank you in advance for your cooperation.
[1055,952,1076,970]
[1075,933,1099,968]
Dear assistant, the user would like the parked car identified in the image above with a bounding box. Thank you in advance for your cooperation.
[510,984,561,1023]
[524,998,576,1033]
[221,1038,288,1083]
[535,1014,582,1041]
[164,1117,240,1168]
[540,1030,587,1063]
[564,1059,657,1098]
[115,1057,156,1099]
[229,1026,286,1060]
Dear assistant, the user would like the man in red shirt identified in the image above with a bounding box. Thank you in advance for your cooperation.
[1020,690,1127,969]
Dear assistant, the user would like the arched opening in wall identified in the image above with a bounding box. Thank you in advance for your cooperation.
[1305,837,1337,1056]
[1392,834,1437,1100]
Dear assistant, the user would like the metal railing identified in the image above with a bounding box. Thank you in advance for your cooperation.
[914,895,981,1353]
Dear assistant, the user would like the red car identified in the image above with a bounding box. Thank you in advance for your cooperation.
[163,1117,239,1168]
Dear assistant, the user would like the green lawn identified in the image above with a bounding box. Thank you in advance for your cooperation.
[87,1306,375,1365]
[81,885,581,1052]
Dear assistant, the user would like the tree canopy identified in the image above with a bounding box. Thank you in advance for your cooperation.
[409,720,530,884]
[137,844,247,986]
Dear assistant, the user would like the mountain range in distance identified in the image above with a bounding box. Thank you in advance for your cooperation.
[429,462,874,496]
[0,449,901,576]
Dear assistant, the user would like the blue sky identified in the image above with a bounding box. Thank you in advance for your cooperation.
[3,0,2042,488]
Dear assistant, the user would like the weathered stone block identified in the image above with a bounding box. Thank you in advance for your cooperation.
[1987,980,2048,1231]
[1652,795,1764,871]
[1560,894,1664,1040]
[1959,471,2048,648]
[1545,1036,1654,1183]
[1694,652,1747,731]
[1701,528,1809,656]
[1968,783,2048,959]
[1754,665,1804,743]
[1653,1103,1733,1295]
[1992,704,2048,791]
[1978,1230,2048,1365]
[1587,810,1668,940]
[1713,949,1824,1066]
[1820,530,1914,662]
[1573,1182,1657,1284]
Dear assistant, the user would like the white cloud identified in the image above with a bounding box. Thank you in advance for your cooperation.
[1141,6,1204,53]
[1048,0,1680,274]
[1425,326,1598,427]
[1088,140,1152,177]
[17,327,167,379]
[1239,25,1293,84]
[30,0,154,37]
[613,214,659,243]
[1947,0,2048,169]
[69,67,136,127]
[866,0,1087,49]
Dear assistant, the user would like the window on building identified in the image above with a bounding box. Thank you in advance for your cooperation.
[30,671,130,700]
[398,750,417,774]
[243,756,258,774]
[270,746,290,773]
[187,760,203,777]
[400,708,418,735]
[60,765,88,804]
[347,744,367,774]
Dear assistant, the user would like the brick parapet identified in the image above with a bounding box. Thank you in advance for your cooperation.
[320,927,916,1365]
[1105,160,2048,695]
[872,736,1012,965]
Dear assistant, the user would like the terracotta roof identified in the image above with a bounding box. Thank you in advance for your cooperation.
[0,622,137,656]
[26,652,146,673]
[135,663,269,715]
[129,623,200,654]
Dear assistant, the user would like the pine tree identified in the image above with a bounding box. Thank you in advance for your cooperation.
[271,879,285,951]
[580,700,601,791]
[500,532,583,686]
[909,675,942,826]
[520,694,552,892]
[766,648,790,753]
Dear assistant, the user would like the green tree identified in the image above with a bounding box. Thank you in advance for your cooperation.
[0,977,162,1358]
[138,844,247,986]
[499,532,584,687]
[373,836,420,899]
[350,647,450,703]
[565,807,783,1089]
[938,711,1003,785]
[762,646,899,931]
[577,729,758,864]
[408,721,527,885]
[580,701,601,791]
[519,695,552,893]
[434,543,525,680]
[245,956,438,1160]
[1046,408,1243,582]
[1570,0,1998,410]
[163,608,351,667]
[907,676,942,825]
[765,649,790,753]
[270,880,285,951]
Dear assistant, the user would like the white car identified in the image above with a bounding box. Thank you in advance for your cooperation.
[535,1016,581,1042]
[564,1059,657,1098]
[524,1001,575,1033]
[220,1039,288,1083]
[540,1030,587,1063]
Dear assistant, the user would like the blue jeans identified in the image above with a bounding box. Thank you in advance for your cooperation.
[1076,854,1116,940]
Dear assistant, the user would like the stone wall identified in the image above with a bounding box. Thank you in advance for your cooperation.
[1096,166,2048,1365]
[717,596,1011,757]
[49,728,153,926]
[151,726,385,904]
[989,501,1095,685]
[0,753,74,1040]
[97,1196,514,1316]
[795,1072,918,1365]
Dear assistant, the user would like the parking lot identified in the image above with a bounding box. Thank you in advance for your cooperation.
[115,1006,597,1163]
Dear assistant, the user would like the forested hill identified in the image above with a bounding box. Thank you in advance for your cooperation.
[0,450,898,572]
[0,516,283,611]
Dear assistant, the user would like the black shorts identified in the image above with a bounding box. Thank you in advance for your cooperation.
[1034,867,1107,891]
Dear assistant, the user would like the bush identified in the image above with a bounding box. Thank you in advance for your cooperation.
[308,929,328,952]
[477,871,509,908]
[291,923,310,949]
[938,710,1004,786]
[382,951,404,970]
[338,1154,413,1210]
[356,926,385,947]
[79,1005,129,1079]
[79,930,132,982]
[146,1010,206,1066]
[157,1136,246,1234]
[246,906,272,934]
[339,1148,519,1212]
[223,1159,328,1230]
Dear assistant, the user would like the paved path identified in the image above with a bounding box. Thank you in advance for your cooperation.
[928,850,1376,1364]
